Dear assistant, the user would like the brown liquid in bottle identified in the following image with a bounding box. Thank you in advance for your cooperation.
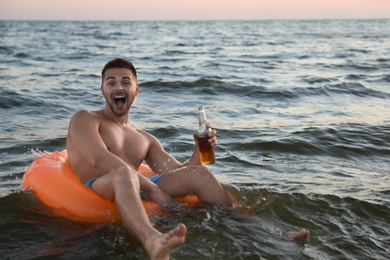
[198,135,215,164]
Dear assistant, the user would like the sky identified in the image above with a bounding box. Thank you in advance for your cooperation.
[1,0,390,21]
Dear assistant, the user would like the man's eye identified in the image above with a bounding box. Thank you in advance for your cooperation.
[123,81,130,85]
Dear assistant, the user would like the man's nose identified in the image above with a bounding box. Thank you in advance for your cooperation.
[115,84,124,90]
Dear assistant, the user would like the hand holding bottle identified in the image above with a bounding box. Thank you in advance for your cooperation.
[194,123,218,145]
[202,123,218,145]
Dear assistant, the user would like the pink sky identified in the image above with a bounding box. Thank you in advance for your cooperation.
[1,0,390,20]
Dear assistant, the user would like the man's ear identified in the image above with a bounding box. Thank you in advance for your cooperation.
[136,84,140,95]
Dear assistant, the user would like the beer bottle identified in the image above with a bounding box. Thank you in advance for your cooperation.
[197,106,216,164]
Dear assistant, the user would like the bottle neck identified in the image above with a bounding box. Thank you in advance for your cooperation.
[198,107,208,134]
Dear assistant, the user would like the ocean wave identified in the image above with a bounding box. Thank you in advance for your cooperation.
[0,88,46,109]
[221,123,390,160]
[1,19,389,259]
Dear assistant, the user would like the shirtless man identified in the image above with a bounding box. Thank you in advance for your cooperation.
[66,58,240,259]
[66,58,309,259]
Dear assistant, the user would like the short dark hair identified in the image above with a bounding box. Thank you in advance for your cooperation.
[101,58,137,83]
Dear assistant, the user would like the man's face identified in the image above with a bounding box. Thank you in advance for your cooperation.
[101,68,139,117]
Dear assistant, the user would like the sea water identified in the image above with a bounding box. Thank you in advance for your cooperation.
[1,20,389,259]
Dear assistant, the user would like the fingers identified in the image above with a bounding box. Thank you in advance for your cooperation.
[208,134,218,147]
[194,125,218,146]
[207,128,218,146]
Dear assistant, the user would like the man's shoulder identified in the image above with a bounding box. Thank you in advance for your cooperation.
[136,128,160,145]
[69,110,101,127]
[72,110,99,119]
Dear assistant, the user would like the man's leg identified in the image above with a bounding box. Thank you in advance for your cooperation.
[156,165,309,240]
[155,165,239,207]
[90,165,186,260]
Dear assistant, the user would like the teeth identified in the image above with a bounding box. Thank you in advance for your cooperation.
[113,95,126,105]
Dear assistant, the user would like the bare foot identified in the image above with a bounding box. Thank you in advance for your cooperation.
[146,223,187,260]
[284,228,310,240]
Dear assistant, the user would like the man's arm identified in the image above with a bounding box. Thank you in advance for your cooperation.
[143,133,182,174]
[144,124,218,172]
[182,126,218,167]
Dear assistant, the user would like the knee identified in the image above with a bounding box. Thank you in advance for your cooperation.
[189,165,216,180]
[112,166,139,187]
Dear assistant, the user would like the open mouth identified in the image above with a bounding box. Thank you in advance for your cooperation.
[113,95,127,106]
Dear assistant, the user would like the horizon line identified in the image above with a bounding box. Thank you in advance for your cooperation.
[1,17,390,22]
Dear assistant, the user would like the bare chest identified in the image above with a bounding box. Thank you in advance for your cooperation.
[99,123,149,166]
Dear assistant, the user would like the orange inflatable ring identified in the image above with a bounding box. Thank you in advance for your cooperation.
[22,150,199,223]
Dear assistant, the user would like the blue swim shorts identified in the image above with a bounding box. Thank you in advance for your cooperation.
[85,174,163,189]
[85,179,95,188]
[149,175,163,183]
